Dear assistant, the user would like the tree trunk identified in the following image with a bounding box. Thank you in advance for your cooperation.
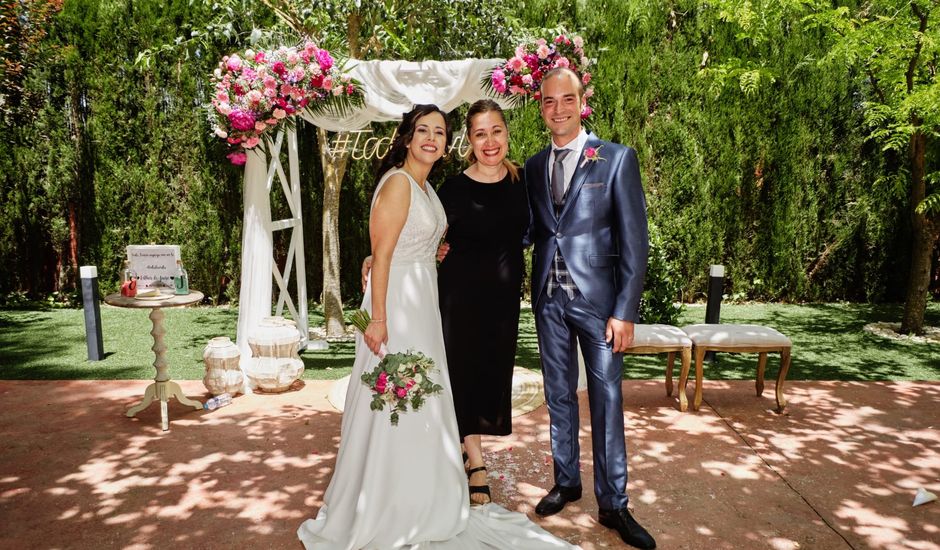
[318,127,350,337]
[63,79,84,291]
[900,128,936,334]
[316,13,361,337]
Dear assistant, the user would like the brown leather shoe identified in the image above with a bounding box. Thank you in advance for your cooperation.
[598,507,656,549]
[534,484,582,516]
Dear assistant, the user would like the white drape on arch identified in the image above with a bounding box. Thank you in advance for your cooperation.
[236,58,508,390]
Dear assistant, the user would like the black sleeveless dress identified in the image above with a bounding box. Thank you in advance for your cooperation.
[437,170,530,438]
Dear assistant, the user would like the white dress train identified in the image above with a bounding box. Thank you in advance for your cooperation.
[298,169,578,550]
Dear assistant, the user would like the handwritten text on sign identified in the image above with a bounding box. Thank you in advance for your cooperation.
[329,128,471,160]
[126,245,180,290]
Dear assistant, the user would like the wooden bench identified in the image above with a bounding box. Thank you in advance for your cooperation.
[680,324,792,413]
[626,324,693,411]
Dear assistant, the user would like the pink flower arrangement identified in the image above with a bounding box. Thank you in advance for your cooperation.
[210,42,362,164]
[489,33,595,119]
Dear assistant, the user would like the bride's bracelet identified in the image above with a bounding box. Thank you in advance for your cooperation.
[370,318,386,323]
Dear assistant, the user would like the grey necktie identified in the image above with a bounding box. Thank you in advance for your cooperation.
[551,149,572,205]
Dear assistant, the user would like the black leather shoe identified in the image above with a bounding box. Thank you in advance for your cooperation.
[598,507,656,549]
[534,484,582,516]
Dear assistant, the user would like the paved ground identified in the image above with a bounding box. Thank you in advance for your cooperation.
[0,379,937,549]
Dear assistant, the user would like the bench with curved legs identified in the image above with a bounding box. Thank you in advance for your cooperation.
[680,324,792,413]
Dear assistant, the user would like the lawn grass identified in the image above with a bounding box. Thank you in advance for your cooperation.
[1,302,937,382]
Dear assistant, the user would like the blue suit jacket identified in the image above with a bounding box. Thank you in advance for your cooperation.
[525,134,649,322]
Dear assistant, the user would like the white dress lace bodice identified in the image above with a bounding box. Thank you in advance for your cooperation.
[372,168,447,265]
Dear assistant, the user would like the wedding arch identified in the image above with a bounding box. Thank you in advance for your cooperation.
[234,58,511,381]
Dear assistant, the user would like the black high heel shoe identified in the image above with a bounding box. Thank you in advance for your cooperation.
[467,466,491,505]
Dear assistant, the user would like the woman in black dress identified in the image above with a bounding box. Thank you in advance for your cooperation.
[436,100,529,505]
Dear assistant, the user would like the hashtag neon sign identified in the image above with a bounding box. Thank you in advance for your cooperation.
[329,128,471,160]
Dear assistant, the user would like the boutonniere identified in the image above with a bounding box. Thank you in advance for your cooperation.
[580,145,606,168]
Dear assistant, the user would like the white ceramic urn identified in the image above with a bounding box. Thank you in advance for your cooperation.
[245,317,304,392]
[202,336,243,396]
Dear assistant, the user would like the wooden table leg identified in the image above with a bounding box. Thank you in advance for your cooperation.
[127,307,203,429]
[677,347,691,412]
[775,347,792,413]
[693,346,706,411]
[665,352,675,397]
[756,352,767,396]
[126,383,157,417]
[166,381,203,410]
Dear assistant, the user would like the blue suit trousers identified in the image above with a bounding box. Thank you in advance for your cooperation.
[535,287,629,511]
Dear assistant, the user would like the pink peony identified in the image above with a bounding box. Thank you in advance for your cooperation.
[247,89,262,103]
[322,76,333,90]
[346,84,355,95]
[522,74,533,86]
[555,57,570,69]
[582,72,592,84]
[584,87,595,99]
[491,69,506,87]
[254,51,266,63]
[573,36,584,49]
[508,56,524,72]
[216,103,232,116]
[396,386,407,399]
[316,48,333,71]
[215,91,229,103]
[227,109,256,131]
[244,136,260,148]
[536,44,551,59]
[254,121,267,132]
[273,108,287,119]
[272,61,286,75]
[226,54,243,72]
[580,105,592,119]
[226,151,247,165]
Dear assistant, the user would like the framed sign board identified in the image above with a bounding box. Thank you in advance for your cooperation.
[126,245,181,290]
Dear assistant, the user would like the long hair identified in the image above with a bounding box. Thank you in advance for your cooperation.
[374,104,452,185]
[464,99,519,182]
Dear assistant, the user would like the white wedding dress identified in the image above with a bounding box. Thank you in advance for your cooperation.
[298,169,578,550]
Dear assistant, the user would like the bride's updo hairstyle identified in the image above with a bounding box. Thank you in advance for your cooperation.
[375,104,453,185]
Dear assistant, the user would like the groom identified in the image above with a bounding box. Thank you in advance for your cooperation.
[526,68,655,550]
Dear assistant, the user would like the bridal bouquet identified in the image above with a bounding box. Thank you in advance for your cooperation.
[351,309,444,426]
[209,41,362,164]
[487,32,595,119]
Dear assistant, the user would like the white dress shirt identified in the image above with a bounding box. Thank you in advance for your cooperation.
[549,129,589,196]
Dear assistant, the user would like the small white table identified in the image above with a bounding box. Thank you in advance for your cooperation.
[104,291,205,430]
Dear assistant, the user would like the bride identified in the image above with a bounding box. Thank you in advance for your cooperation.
[297,104,578,549]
